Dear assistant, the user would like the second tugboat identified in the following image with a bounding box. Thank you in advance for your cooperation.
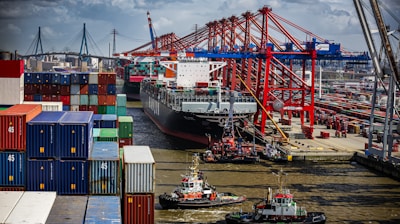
[225,169,326,223]
[158,153,246,209]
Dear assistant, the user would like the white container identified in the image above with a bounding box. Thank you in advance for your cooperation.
[0,77,24,105]
[88,72,98,84]
[5,191,56,223]
[70,95,80,105]
[124,145,155,193]
[23,101,63,111]
[0,191,24,223]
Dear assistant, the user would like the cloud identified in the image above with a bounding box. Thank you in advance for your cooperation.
[6,24,22,34]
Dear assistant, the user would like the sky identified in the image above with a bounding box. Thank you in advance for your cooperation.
[0,0,399,57]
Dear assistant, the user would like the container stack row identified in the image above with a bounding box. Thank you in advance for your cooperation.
[0,192,122,224]
[23,72,120,114]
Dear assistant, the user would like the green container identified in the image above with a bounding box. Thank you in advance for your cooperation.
[89,95,98,105]
[116,94,127,107]
[92,128,100,138]
[116,106,126,116]
[105,105,116,114]
[80,94,89,105]
[94,128,118,142]
[118,116,133,138]
[98,105,107,114]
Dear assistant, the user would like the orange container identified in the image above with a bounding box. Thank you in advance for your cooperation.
[0,104,42,150]
[98,95,107,105]
[106,95,116,106]
[80,84,89,95]
[124,193,154,224]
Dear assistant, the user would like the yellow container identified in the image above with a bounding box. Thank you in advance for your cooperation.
[287,155,293,162]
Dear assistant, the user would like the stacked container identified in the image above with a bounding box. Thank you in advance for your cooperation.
[123,145,155,224]
[57,111,94,195]
[23,71,118,114]
[0,60,24,105]
[0,104,42,190]
[84,195,122,223]
[88,141,119,195]
[118,116,134,148]
[46,195,88,224]
[26,111,65,191]
[116,93,127,116]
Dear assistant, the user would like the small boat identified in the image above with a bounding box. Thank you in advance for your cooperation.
[158,153,246,209]
[225,169,326,224]
[202,93,260,164]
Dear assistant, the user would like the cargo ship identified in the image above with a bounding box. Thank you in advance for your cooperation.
[116,57,164,101]
[140,57,257,145]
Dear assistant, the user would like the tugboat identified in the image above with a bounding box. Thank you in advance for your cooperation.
[158,153,247,209]
[202,92,260,164]
[225,169,326,223]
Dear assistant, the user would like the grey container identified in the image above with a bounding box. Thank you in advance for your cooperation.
[46,195,88,224]
[123,145,155,193]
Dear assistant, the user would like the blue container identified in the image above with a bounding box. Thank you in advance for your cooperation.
[57,160,89,195]
[79,73,89,84]
[70,73,80,84]
[59,111,94,159]
[70,84,80,95]
[101,114,117,128]
[26,111,66,159]
[60,73,71,85]
[33,94,42,101]
[88,84,98,95]
[24,73,33,84]
[33,72,43,84]
[106,84,116,95]
[92,114,102,128]
[84,196,121,223]
[52,73,61,84]
[63,105,70,111]
[42,72,52,84]
[26,159,56,191]
[0,151,26,186]
[89,142,119,195]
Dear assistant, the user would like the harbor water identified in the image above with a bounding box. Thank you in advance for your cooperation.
[128,105,400,224]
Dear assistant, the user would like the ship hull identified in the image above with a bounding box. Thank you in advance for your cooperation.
[159,193,246,209]
[140,90,227,145]
[123,81,141,101]
[225,212,326,224]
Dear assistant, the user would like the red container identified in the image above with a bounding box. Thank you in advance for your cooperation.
[124,193,154,224]
[119,138,133,148]
[98,95,107,105]
[60,85,71,96]
[0,104,42,150]
[106,95,116,106]
[61,95,70,105]
[80,84,89,95]
[98,73,109,84]
[0,186,25,191]
[88,105,98,114]
[107,73,116,84]
[24,94,34,101]
[79,105,88,111]
[51,95,61,102]
[0,60,24,78]
[42,95,51,101]
[98,85,107,95]
[24,84,38,94]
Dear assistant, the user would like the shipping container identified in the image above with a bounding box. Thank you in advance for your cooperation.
[33,93,42,101]
[98,95,107,105]
[0,186,25,191]
[0,191,24,223]
[124,145,155,193]
[70,105,79,111]
[106,105,116,114]
[5,191,56,223]
[60,73,71,85]
[116,94,127,107]
[116,106,127,116]
[97,105,107,114]
[80,94,89,105]
[51,72,61,84]
[98,84,107,94]
[32,72,43,84]
[79,73,89,84]
[0,77,24,105]
[118,116,133,138]
[119,138,133,148]
[98,73,109,84]
[0,104,42,150]
[24,83,38,94]
[61,95,71,105]
[59,111,93,159]
[57,159,89,195]
[70,84,80,95]
[23,101,63,111]
[0,151,26,186]
[46,195,88,224]
[101,114,117,128]
[60,85,71,95]
[123,193,154,224]
[94,128,118,142]
[88,72,98,84]
[89,141,119,195]
[89,94,98,105]
[88,84,98,95]
[0,60,24,78]
[80,84,89,95]
[79,105,88,111]
[70,94,80,105]
[107,84,116,95]
[24,73,33,83]
[88,105,98,114]
[26,158,56,191]
[85,196,122,223]
[70,73,80,84]
[26,111,66,158]
[92,114,102,128]
[42,72,52,83]
[63,105,70,111]
[24,94,34,101]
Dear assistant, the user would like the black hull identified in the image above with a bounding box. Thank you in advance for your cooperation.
[159,193,246,209]
[140,91,225,145]
[123,81,141,101]
[225,212,326,224]
[202,154,260,164]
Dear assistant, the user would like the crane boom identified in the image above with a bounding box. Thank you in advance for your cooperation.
[147,11,156,49]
